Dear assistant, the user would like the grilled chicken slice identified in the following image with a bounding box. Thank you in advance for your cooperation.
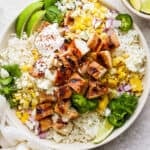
[96,41,103,52]
[55,84,72,100]
[65,54,79,69]
[53,121,65,130]
[39,92,56,103]
[98,51,112,68]
[100,34,110,50]
[86,81,108,99]
[54,101,71,116]
[101,31,120,50]
[58,52,79,69]
[37,103,52,110]
[53,122,73,136]
[64,11,74,26]
[74,39,90,56]
[54,101,79,120]
[87,52,98,61]
[39,116,73,134]
[39,118,53,132]
[55,66,72,86]
[109,30,120,49]
[67,108,79,120]
[68,41,82,59]
[36,107,53,121]
[87,33,101,51]
[78,60,90,76]
[87,61,107,80]
[68,73,88,94]
[68,39,90,58]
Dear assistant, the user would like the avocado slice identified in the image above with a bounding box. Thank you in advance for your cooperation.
[129,0,141,10]
[141,0,150,14]
[16,1,44,38]
[26,10,46,36]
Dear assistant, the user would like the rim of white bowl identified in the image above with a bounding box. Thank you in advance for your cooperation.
[122,0,150,19]
[0,1,150,150]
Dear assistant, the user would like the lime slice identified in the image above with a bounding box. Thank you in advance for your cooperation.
[141,0,150,14]
[26,10,46,36]
[93,119,114,144]
[16,1,44,38]
[129,0,141,10]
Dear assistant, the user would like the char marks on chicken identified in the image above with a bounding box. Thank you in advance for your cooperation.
[35,30,120,134]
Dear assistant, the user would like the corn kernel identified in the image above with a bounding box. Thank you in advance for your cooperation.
[118,72,126,80]
[108,78,118,88]
[21,65,32,72]
[32,49,40,61]
[112,57,124,67]
[21,112,29,123]
[130,75,143,92]
[98,95,109,115]
[94,2,101,9]
[22,100,29,109]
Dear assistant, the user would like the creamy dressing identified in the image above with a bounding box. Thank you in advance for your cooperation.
[35,24,64,56]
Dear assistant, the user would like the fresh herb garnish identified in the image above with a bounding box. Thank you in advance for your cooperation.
[107,93,138,128]
[0,64,22,108]
[3,64,22,78]
[45,5,63,24]
[0,77,13,86]
[44,0,58,9]
[72,94,98,113]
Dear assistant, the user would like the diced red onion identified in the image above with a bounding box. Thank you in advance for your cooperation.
[39,132,48,139]
[113,20,121,28]
[118,84,132,93]
[124,84,132,91]
[105,19,113,29]
[105,19,121,30]
[92,18,102,29]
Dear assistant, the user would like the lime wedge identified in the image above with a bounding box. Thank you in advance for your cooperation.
[26,10,46,36]
[93,119,114,144]
[130,0,141,10]
[141,0,150,14]
[16,1,44,38]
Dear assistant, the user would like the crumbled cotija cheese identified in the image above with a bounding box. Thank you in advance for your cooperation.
[35,24,64,56]
[125,46,146,73]
[115,30,146,73]
[34,59,47,74]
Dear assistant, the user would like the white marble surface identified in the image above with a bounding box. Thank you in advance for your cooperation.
[0,0,150,150]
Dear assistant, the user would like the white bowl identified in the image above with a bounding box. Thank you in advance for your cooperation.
[122,0,150,19]
[0,2,150,150]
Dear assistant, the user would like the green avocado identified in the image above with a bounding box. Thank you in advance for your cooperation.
[26,10,46,36]
[16,1,44,38]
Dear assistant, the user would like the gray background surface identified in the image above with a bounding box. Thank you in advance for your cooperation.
[0,0,150,150]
